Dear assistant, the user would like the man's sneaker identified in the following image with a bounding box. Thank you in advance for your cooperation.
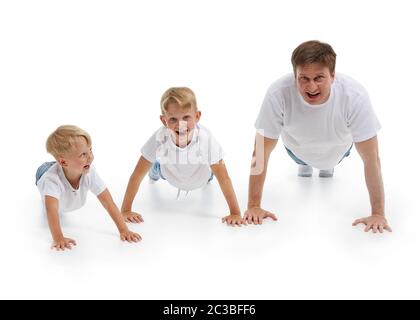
[319,168,334,178]
[298,165,313,177]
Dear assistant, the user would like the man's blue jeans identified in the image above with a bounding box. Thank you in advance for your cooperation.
[285,145,353,166]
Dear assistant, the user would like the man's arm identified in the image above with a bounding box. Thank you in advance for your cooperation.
[353,136,392,233]
[244,133,279,224]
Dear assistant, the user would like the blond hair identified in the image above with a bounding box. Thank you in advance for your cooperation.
[160,87,198,114]
[46,125,92,158]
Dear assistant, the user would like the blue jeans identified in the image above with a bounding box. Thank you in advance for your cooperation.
[149,160,214,182]
[148,161,167,181]
[285,145,353,166]
[35,161,56,185]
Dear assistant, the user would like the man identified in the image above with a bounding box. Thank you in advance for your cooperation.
[244,40,391,233]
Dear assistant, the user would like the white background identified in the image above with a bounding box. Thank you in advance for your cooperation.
[0,0,419,299]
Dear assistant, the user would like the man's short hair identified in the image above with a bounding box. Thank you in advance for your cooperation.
[291,40,337,75]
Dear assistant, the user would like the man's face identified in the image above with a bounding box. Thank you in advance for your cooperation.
[160,102,201,147]
[296,63,335,105]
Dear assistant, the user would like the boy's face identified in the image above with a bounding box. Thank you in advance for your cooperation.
[160,102,201,147]
[295,63,335,105]
[58,136,94,175]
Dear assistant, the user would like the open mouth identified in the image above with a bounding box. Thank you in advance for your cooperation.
[175,129,188,136]
[306,92,321,99]
[83,164,91,170]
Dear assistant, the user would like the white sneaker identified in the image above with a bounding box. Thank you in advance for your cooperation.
[298,165,313,177]
[319,168,334,178]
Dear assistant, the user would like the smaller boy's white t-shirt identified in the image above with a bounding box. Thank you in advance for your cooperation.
[37,163,106,213]
[141,124,224,191]
[255,73,381,169]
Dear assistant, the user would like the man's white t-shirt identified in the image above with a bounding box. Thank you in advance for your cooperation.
[37,163,106,213]
[141,124,224,191]
[255,73,381,169]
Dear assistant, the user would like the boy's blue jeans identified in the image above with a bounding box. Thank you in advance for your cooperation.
[148,161,167,181]
[285,145,353,166]
[35,161,56,185]
[148,160,214,182]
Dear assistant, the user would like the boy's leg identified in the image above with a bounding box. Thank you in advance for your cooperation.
[148,160,164,182]
[35,161,56,185]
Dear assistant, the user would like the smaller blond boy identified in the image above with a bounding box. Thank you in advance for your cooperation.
[36,125,141,251]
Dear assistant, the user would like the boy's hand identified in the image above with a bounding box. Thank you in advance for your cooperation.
[122,211,144,224]
[222,214,245,227]
[244,207,277,225]
[51,237,76,251]
[352,215,392,233]
[120,230,142,243]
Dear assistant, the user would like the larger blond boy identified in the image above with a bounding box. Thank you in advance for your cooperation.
[121,87,244,226]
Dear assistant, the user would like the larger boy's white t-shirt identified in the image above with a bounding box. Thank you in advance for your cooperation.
[255,73,381,169]
[141,124,224,191]
[37,163,106,213]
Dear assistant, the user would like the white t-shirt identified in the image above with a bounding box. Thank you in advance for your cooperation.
[141,124,224,191]
[37,163,106,213]
[255,73,381,169]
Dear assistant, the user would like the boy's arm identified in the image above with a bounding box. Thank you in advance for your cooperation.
[210,160,243,226]
[121,156,152,217]
[352,136,392,233]
[45,196,76,250]
[244,133,278,224]
[97,189,141,242]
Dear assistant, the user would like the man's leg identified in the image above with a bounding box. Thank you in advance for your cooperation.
[319,144,353,178]
[284,147,313,177]
[319,168,334,178]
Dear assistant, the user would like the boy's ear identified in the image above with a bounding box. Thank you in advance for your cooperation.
[58,157,67,167]
[160,115,167,127]
[195,111,202,122]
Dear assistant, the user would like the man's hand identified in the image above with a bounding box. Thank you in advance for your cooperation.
[122,211,144,224]
[352,215,392,233]
[51,237,77,251]
[222,214,245,227]
[244,207,277,225]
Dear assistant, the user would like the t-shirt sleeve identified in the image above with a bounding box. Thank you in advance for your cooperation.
[347,92,381,143]
[208,134,225,165]
[88,166,107,196]
[141,131,159,163]
[254,89,284,139]
[200,128,225,165]
[38,176,62,199]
